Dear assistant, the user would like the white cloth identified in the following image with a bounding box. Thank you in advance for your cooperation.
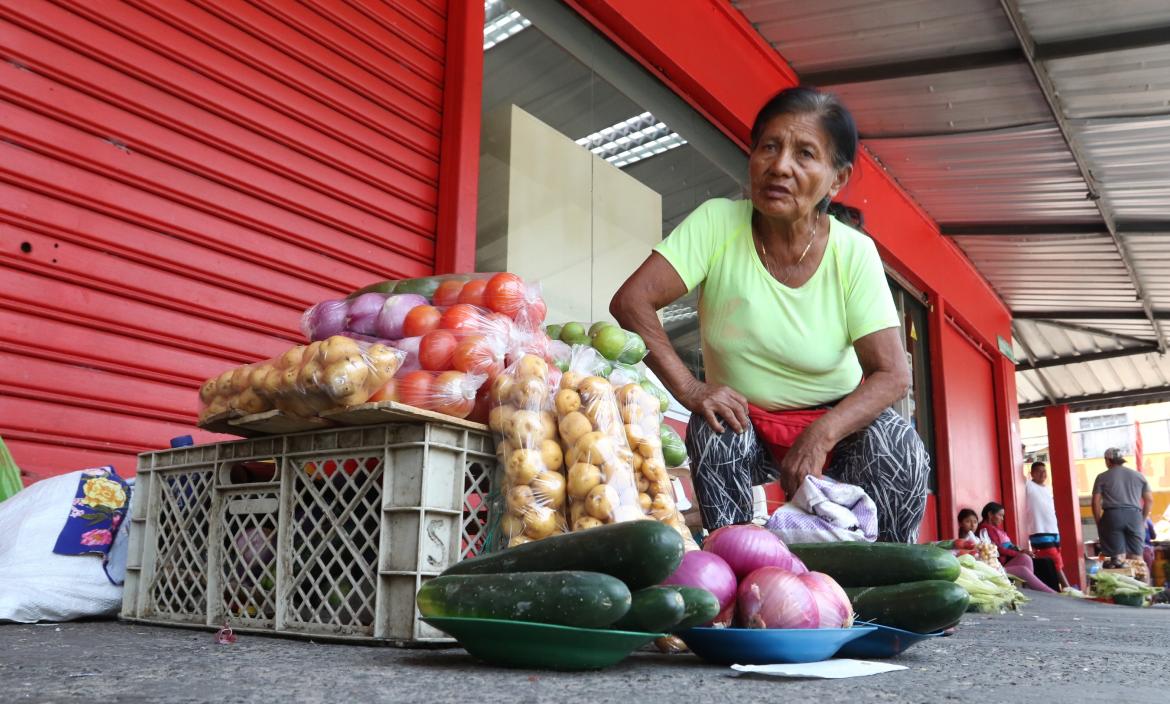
[0,471,128,622]
[764,476,878,543]
[1025,480,1059,536]
[732,660,907,679]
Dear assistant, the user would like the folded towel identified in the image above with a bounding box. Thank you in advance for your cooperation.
[764,475,877,544]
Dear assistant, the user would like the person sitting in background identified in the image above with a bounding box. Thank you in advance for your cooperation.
[958,508,979,540]
[978,502,1057,593]
[1024,461,1071,590]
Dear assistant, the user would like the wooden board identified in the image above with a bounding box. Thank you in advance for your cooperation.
[320,400,488,433]
[229,410,334,435]
[196,410,260,437]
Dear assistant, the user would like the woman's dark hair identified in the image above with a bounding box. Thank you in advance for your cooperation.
[981,502,1005,521]
[750,86,858,169]
[958,508,978,524]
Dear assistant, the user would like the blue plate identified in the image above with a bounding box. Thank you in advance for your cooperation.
[678,625,877,665]
[835,623,944,659]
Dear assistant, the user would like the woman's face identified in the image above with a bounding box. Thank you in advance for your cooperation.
[989,510,1005,527]
[749,112,851,223]
[960,514,978,535]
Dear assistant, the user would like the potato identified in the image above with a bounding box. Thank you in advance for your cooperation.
[558,412,592,447]
[513,377,548,409]
[554,389,581,416]
[651,493,677,515]
[601,460,634,488]
[641,457,667,480]
[488,404,516,433]
[623,423,648,450]
[508,535,534,548]
[575,433,616,465]
[366,345,404,381]
[523,506,560,539]
[648,478,673,498]
[585,483,619,521]
[538,411,558,442]
[570,501,587,525]
[319,335,361,364]
[531,471,566,510]
[622,403,648,426]
[506,485,536,515]
[322,357,369,399]
[506,449,544,485]
[559,371,584,391]
[637,434,663,458]
[585,402,621,436]
[539,439,563,472]
[297,360,323,389]
[278,345,306,371]
[630,451,644,473]
[508,410,544,447]
[235,388,270,415]
[636,474,650,493]
[573,516,604,532]
[615,383,642,408]
[638,492,653,513]
[515,354,548,382]
[490,373,515,405]
[198,378,218,404]
[500,513,525,538]
[577,376,612,403]
[567,462,603,500]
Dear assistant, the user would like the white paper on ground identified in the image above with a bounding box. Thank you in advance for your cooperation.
[731,660,907,679]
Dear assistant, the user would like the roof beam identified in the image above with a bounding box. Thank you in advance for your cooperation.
[801,48,1021,86]
[1012,329,1060,405]
[942,221,1170,236]
[1019,384,1170,417]
[1016,318,1156,347]
[1035,24,1170,61]
[1013,310,1170,321]
[999,0,1168,353]
[1015,344,1159,372]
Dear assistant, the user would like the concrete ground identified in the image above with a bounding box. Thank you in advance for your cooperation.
[2,594,1167,704]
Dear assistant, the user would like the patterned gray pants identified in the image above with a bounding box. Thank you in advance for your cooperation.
[685,407,929,543]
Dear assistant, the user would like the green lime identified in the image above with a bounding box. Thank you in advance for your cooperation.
[591,325,629,361]
[560,322,589,345]
[660,425,687,467]
[588,321,614,338]
[617,331,647,364]
[641,380,670,414]
[554,358,569,372]
[545,323,563,340]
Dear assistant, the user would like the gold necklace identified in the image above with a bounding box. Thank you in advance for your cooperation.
[757,209,821,285]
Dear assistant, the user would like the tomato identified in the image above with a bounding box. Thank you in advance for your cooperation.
[368,378,397,403]
[520,296,547,328]
[457,278,488,307]
[467,387,491,424]
[452,334,502,377]
[439,303,483,332]
[484,272,527,315]
[395,370,434,409]
[432,279,465,307]
[432,370,475,418]
[419,330,458,371]
[403,304,441,338]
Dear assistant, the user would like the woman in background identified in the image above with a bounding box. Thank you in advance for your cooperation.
[978,502,1057,593]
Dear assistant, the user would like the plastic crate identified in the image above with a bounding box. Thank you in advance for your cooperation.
[121,422,497,644]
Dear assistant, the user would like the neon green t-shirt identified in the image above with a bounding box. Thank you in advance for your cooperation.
[654,198,900,411]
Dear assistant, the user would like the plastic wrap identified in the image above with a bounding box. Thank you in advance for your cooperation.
[557,347,645,532]
[198,336,406,422]
[367,369,487,419]
[341,272,547,331]
[487,354,568,547]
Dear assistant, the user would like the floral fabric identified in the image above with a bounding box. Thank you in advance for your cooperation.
[53,466,131,584]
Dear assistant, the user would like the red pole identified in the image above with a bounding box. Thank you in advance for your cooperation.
[1045,405,1085,587]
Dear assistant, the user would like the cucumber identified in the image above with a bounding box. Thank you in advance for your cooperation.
[613,587,686,633]
[442,520,684,590]
[416,571,631,628]
[844,581,970,634]
[672,586,720,630]
[788,542,960,587]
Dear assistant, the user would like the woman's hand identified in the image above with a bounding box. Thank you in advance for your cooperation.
[682,381,749,434]
[779,422,836,498]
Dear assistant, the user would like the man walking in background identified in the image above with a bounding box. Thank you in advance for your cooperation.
[1026,461,1071,590]
[1092,448,1154,568]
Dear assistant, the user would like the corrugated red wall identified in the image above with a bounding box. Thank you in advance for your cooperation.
[0,0,465,480]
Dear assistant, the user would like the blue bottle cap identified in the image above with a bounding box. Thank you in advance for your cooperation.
[170,435,194,448]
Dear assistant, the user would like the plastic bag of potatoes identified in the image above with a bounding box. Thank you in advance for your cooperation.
[198,335,405,422]
[556,346,647,532]
[487,353,568,547]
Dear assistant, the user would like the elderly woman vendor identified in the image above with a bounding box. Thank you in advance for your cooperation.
[611,87,928,542]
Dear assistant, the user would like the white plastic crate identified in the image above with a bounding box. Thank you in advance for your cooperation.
[121,422,497,644]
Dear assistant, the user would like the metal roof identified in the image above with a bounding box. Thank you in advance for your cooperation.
[734,0,1170,414]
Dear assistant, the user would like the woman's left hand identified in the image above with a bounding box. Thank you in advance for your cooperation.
[779,423,836,498]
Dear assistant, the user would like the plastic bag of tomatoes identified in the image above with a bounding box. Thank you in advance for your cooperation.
[343,271,548,332]
[365,369,487,419]
[486,354,569,548]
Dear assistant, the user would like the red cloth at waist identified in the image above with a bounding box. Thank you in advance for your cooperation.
[748,404,830,469]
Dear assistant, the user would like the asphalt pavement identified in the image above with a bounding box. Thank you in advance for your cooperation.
[2,593,1167,704]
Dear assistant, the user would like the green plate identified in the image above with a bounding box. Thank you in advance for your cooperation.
[422,617,664,671]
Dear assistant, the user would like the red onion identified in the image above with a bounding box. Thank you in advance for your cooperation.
[392,337,421,372]
[737,567,817,629]
[799,571,854,628]
[347,292,388,336]
[375,294,428,339]
[704,524,806,579]
[661,551,737,625]
[302,299,350,340]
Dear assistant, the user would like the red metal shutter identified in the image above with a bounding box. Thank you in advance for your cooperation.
[0,0,449,480]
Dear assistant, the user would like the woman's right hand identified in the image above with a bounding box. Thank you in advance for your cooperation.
[683,380,750,434]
